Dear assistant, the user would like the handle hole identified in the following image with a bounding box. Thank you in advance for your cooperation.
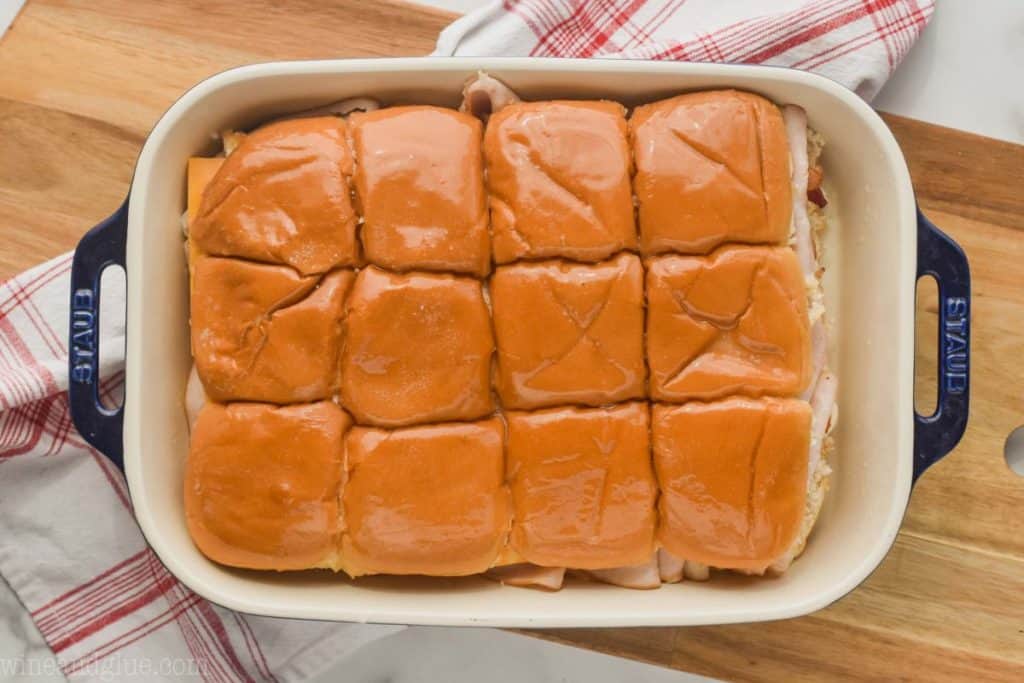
[915,274,938,417]
[97,264,126,411]
[1004,427,1024,477]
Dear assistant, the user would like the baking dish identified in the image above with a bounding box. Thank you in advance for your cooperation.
[67,58,970,627]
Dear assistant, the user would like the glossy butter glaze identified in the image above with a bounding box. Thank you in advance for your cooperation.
[490,252,645,409]
[340,266,495,427]
[350,106,490,276]
[506,403,656,569]
[484,100,636,264]
[181,88,824,584]
[190,256,353,403]
[646,246,811,401]
[631,91,792,255]
[652,398,811,571]
[191,116,359,275]
[341,418,510,576]
[185,401,349,570]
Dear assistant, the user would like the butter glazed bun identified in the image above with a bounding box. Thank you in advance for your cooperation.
[190,117,359,275]
[349,106,490,276]
[341,418,510,576]
[646,246,811,401]
[490,252,645,410]
[185,401,349,571]
[631,90,792,255]
[484,100,636,264]
[183,79,836,588]
[653,398,811,572]
[340,266,494,427]
[506,403,656,569]
[190,256,353,403]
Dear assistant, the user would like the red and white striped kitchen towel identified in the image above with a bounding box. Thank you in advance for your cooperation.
[435,0,934,99]
[0,1,932,681]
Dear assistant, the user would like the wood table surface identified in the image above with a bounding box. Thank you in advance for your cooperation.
[1,1,1022,680]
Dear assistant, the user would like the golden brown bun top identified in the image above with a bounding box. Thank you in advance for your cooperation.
[646,246,811,400]
[340,266,495,427]
[190,256,353,404]
[341,418,510,577]
[349,106,490,276]
[653,397,811,571]
[191,117,359,275]
[506,403,656,569]
[185,401,349,571]
[490,252,645,410]
[484,100,637,264]
[631,90,792,255]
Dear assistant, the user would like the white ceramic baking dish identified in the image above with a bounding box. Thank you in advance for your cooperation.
[67,58,970,627]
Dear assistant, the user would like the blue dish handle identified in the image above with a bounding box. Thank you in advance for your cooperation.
[68,199,128,471]
[914,208,970,482]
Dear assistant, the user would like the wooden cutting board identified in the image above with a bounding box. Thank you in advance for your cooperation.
[1,1,1022,680]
